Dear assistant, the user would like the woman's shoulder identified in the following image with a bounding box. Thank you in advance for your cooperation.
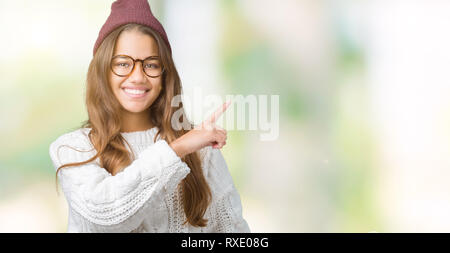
[49,128,97,167]
[198,145,212,162]
[198,145,226,167]
[49,128,93,153]
[198,145,219,171]
[198,146,235,196]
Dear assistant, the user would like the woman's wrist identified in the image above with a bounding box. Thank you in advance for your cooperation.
[169,140,188,158]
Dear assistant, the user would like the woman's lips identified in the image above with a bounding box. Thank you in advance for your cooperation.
[121,88,150,98]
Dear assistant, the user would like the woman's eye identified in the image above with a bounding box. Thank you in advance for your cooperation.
[117,63,129,67]
[145,64,159,69]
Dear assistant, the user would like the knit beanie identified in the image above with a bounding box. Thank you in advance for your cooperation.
[93,0,172,56]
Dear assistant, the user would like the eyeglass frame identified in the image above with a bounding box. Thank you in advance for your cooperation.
[110,54,165,78]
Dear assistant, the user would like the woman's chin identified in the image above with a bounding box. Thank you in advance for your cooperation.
[121,105,150,114]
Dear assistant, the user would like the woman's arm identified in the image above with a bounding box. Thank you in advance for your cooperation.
[49,131,190,232]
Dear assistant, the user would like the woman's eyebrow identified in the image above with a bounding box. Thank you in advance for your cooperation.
[113,54,160,59]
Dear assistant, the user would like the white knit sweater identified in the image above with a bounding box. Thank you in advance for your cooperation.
[49,127,251,233]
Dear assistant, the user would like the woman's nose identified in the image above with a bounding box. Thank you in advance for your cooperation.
[128,61,146,83]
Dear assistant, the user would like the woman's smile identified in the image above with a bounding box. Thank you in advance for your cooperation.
[121,87,151,98]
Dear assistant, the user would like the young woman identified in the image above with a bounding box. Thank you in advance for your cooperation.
[48,0,250,233]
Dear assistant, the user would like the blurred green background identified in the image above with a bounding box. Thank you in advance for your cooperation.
[1,0,450,232]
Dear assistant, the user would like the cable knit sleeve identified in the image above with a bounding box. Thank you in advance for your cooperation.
[48,130,190,232]
[201,146,251,233]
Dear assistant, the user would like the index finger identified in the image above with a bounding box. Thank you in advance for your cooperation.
[206,100,231,123]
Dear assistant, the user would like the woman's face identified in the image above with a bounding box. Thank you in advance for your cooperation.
[109,29,163,114]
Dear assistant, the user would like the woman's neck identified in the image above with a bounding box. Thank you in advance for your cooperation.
[120,110,154,133]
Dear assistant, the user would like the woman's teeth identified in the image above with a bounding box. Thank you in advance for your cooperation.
[123,88,147,95]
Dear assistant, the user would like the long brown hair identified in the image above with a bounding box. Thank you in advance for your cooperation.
[55,23,212,227]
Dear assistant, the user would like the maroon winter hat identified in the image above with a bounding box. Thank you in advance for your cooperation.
[93,0,172,56]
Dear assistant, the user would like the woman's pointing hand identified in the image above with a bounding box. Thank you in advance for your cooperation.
[169,100,231,158]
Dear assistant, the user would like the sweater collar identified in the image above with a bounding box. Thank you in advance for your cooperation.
[81,126,160,146]
[120,126,160,145]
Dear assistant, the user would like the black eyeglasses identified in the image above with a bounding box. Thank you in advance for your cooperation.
[110,54,164,78]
